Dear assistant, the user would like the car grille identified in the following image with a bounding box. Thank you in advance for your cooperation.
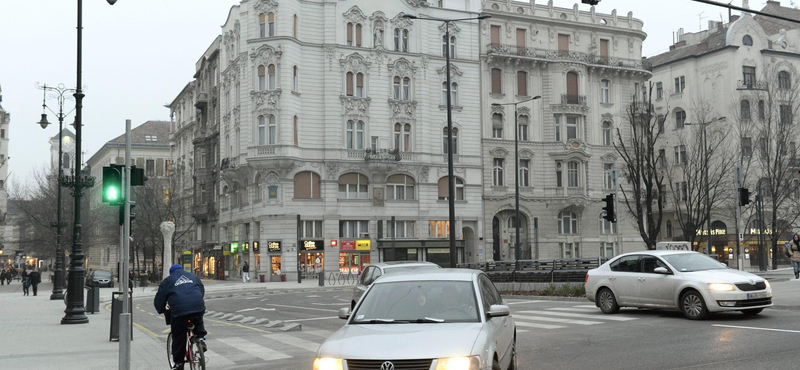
[735,298,772,307]
[346,359,433,370]
[735,282,767,291]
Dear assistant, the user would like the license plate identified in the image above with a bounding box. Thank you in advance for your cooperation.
[747,292,769,300]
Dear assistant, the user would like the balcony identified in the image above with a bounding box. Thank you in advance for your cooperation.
[487,43,652,71]
[195,92,208,109]
[365,148,402,162]
[737,80,768,91]
[256,145,277,156]
[192,203,211,221]
[561,94,587,106]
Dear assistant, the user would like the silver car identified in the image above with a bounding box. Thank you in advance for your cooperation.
[585,250,773,320]
[316,269,516,370]
[350,261,441,309]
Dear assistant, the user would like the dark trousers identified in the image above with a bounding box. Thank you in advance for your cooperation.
[32,283,39,295]
[171,312,207,364]
[22,279,29,295]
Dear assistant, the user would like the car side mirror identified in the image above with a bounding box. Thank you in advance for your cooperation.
[338,307,351,320]
[487,304,510,318]
[654,267,670,274]
[720,262,728,268]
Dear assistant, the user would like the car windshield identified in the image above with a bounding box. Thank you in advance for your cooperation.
[662,253,727,272]
[352,281,480,324]
[383,265,441,275]
[94,271,112,278]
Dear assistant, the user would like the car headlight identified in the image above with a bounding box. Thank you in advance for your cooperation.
[764,280,771,289]
[708,283,735,291]
[435,356,481,370]
[313,357,343,370]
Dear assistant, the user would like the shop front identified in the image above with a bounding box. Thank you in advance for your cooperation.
[299,239,324,279]
[252,241,261,273]
[378,239,465,267]
[266,241,283,281]
[685,221,791,269]
[202,247,220,279]
[339,240,371,274]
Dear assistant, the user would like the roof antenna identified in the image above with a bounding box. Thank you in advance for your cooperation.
[698,11,707,31]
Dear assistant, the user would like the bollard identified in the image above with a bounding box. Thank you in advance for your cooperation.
[85,285,100,314]
[110,291,133,341]
[319,271,324,287]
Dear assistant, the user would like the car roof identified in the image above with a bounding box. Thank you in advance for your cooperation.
[373,268,480,283]
[615,250,698,258]
[374,261,440,269]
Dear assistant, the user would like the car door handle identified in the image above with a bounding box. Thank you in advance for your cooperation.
[609,276,615,281]
[639,277,646,281]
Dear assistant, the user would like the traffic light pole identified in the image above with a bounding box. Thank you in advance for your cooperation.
[614,171,622,254]
[119,119,132,370]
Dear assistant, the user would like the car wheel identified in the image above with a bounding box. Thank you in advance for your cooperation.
[507,337,517,370]
[741,308,764,316]
[681,291,710,320]
[597,288,620,314]
[492,358,502,370]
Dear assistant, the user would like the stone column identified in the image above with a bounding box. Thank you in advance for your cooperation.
[160,221,175,278]
[248,221,256,282]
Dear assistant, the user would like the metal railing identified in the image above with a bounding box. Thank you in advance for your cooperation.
[561,94,587,105]
[487,43,652,70]
[737,80,768,90]
[458,257,610,283]
[326,272,359,286]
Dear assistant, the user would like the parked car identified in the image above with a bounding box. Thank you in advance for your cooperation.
[351,261,441,309]
[316,269,516,370]
[86,270,114,288]
[585,250,772,320]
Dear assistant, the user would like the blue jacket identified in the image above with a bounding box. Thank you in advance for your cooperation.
[154,270,205,317]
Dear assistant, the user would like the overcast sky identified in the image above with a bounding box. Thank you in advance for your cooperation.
[0,0,783,189]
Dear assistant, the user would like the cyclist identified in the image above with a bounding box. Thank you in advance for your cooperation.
[154,264,207,370]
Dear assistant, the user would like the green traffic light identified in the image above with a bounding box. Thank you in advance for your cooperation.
[107,187,118,200]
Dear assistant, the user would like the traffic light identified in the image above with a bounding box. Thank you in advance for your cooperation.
[131,167,146,186]
[738,187,751,206]
[102,166,123,204]
[602,194,615,222]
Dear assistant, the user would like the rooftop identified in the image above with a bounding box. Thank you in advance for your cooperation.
[108,120,170,146]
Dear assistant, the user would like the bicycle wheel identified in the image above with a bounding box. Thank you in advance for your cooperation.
[166,332,174,368]
[188,338,206,370]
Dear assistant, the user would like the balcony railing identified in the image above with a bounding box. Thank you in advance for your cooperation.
[256,145,277,156]
[737,80,768,90]
[488,43,652,70]
[561,94,587,106]
[365,148,401,162]
[195,92,208,109]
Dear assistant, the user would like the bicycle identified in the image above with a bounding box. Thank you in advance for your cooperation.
[165,311,206,370]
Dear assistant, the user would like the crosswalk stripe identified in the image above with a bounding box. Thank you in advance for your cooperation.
[265,333,321,352]
[304,329,334,338]
[217,337,292,361]
[519,310,637,321]
[505,300,546,305]
[573,305,599,309]
[514,321,566,329]
[548,307,601,312]
[203,350,236,367]
[514,314,602,325]
[517,329,529,333]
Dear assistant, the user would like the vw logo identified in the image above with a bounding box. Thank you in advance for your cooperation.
[380,361,395,370]
[749,279,756,285]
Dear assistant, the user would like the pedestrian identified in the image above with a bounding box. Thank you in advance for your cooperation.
[242,261,250,283]
[1,269,6,285]
[789,234,800,280]
[21,268,30,296]
[29,268,41,296]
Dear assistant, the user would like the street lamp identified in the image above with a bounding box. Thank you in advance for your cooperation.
[35,83,76,301]
[685,116,726,260]
[492,96,541,263]
[403,12,491,268]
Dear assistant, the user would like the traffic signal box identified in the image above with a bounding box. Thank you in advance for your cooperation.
[602,194,616,222]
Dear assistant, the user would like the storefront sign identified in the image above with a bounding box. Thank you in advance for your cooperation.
[356,240,371,251]
[331,240,338,247]
[428,248,449,254]
[223,244,231,256]
[253,241,260,253]
[243,242,249,253]
[300,240,323,252]
[230,242,239,254]
[696,229,727,236]
[268,241,282,252]
[341,240,356,251]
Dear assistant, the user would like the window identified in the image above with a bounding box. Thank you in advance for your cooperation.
[555,116,561,141]
[674,145,687,164]
[779,71,792,89]
[293,66,299,92]
[146,159,155,177]
[443,127,458,155]
[258,65,266,91]
[666,220,673,237]
[600,80,610,103]
[402,77,411,100]
[675,109,686,129]
[600,39,609,60]
[338,173,369,199]
[601,243,616,258]
[741,100,751,121]
[356,73,364,97]
[293,116,299,146]
[387,220,415,238]
[346,120,365,150]
[558,34,570,56]
[759,100,765,120]
[781,104,792,125]
[428,220,451,238]
[394,123,412,152]
[387,174,416,200]
[259,13,266,38]
[356,24,362,47]
[566,72,579,98]
[268,12,275,37]
[294,171,321,199]
[516,28,526,51]
[674,76,685,93]
[660,184,667,204]
[393,76,401,99]
[63,153,71,169]
[519,115,529,141]
[558,211,578,235]
[519,160,530,187]
[759,137,767,157]
[492,113,503,139]
[257,116,266,145]
[293,14,298,38]
[490,25,500,45]
[340,220,369,239]
[437,177,465,201]
[442,35,456,58]
[603,163,615,189]
[602,121,612,145]
[566,116,578,140]
[268,115,276,144]
[347,23,354,46]
[600,212,615,234]
[517,71,528,96]
[656,82,663,99]
[402,29,409,52]
[393,28,400,51]
[742,137,752,158]
[657,149,666,169]
[742,35,753,46]
[301,220,323,239]
[267,64,276,90]
[743,66,756,88]
[560,243,581,258]
[491,68,502,94]
[254,174,263,202]
[371,136,379,151]
[556,161,563,187]
[346,72,364,97]
[567,161,579,188]
[440,82,458,105]
[610,255,639,272]
[680,182,688,201]
[492,158,504,187]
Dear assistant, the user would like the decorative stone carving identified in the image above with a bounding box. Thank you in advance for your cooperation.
[590,5,596,23]
[548,25,555,43]
[601,113,614,121]
[491,104,505,115]
[340,53,371,74]
[481,18,488,35]
[420,55,429,70]
[389,99,417,118]
[519,149,534,159]
[612,34,619,51]
[388,58,416,78]
[325,162,339,180]
[628,37,634,53]
[574,30,581,46]
[742,58,757,67]
[342,5,367,24]
[627,11,633,28]
[489,147,509,157]
[505,20,513,38]
[573,4,579,21]
[341,96,371,119]
[266,171,279,184]
[419,165,429,182]
[391,12,413,30]
[612,9,618,26]
[254,0,279,15]
[251,89,282,113]
[601,153,617,162]
[548,0,554,17]
[439,22,460,37]
[371,11,388,48]
[518,106,531,116]
[699,62,728,75]
[437,64,463,84]
[250,44,282,67]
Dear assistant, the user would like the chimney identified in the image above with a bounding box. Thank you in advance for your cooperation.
[708,20,717,30]
[718,22,723,32]
[730,15,740,23]
[675,40,687,48]
[697,42,709,53]
[766,0,781,5]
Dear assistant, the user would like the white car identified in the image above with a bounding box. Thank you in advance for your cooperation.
[585,250,772,320]
[316,269,516,370]
[351,261,441,310]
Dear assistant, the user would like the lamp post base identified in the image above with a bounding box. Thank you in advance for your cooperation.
[50,292,64,300]
[61,314,89,325]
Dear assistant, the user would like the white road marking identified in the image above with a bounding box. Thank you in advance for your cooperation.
[266,304,339,312]
[519,310,638,321]
[245,296,262,300]
[260,298,270,302]
[514,314,602,325]
[306,295,321,298]
[506,300,546,305]
[217,337,292,361]
[712,324,800,334]
[548,307,601,312]
[236,307,276,313]
[282,316,339,323]
[265,333,321,352]
[313,302,351,306]
[573,305,599,308]
[514,321,566,329]
[517,329,529,333]
[203,350,236,367]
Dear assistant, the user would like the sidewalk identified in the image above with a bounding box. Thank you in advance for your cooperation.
[753,267,795,281]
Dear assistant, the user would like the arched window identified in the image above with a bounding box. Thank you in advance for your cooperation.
[267,64,276,90]
[492,113,503,139]
[675,108,686,128]
[294,171,321,199]
[602,121,612,146]
[259,13,266,38]
[600,80,610,103]
[257,65,266,91]
[232,182,240,207]
[346,72,354,96]
[567,161,579,187]
[222,185,229,208]
[518,115,529,141]
[443,127,458,155]
[779,71,792,90]
[338,173,369,199]
[63,153,71,169]
[741,100,751,121]
[394,123,412,152]
[257,115,266,145]
[666,220,673,237]
[345,120,364,149]
[492,158,504,187]
[293,14,298,38]
[268,115,277,145]
[394,28,401,51]
[519,159,530,187]
[268,12,275,37]
[402,77,411,100]
[491,68,502,94]
[600,212,615,234]
[441,82,458,105]
[355,23,362,47]
[254,174,263,202]
[293,116,299,146]
[742,35,753,46]
[402,29,409,52]
[242,178,250,205]
[517,71,528,96]
[566,71,579,98]
[442,35,456,58]
[393,76,401,99]
[559,211,578,235]
[356,73,364,97]
[387,174,415,200]
[293,66,299,92]
[347,23,353,46]
[438,177,465,201]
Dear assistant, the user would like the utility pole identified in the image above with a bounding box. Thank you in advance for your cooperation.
[119,119,132,370]
[614,170,622,255]
[735,165,743,270]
